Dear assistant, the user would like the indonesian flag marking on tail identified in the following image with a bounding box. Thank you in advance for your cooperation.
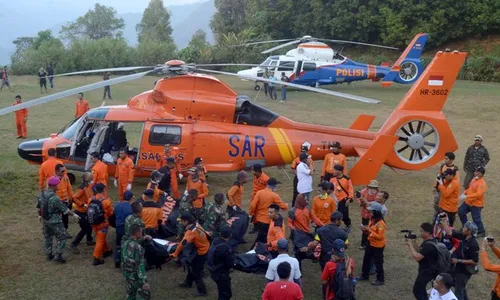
[428,75,444,86]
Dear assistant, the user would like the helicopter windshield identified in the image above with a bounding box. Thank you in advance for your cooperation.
[60,118,82,140]
[260,58,272,68]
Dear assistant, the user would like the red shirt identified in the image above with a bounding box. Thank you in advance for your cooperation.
[262,281,303,300]
[321,259,355,300]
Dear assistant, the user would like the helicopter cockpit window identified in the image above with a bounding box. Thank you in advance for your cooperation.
[303,62,316,71]
[261,58,272,68]
[233,96,278,127]
[60,118,81,140]
[277,61,295,72]
[333,53,345,61]
[149,125,181,146]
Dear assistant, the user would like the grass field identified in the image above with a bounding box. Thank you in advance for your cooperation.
[0,75,499,300]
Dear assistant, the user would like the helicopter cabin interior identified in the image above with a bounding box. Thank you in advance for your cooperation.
[259,56,318,79]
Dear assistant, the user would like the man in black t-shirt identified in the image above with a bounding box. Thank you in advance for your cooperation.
[406,222,439,300]
[442,220,479,300]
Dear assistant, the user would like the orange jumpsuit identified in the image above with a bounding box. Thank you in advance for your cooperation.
[288,207,311,233]
[169,167,180,199]
[321,152,347,177]
[13,101,28,138]
[249,188,288,224]
[367,219,387,248]
[38,157,63,190]
[56,174,73,202]
[267,215,286,251]
[187,177,209,209]
[88,193,113,259]
[198,166,208,182]
[92,160,109,186]
[227,182,244,208]
[115,156,134,200]
[438,178,460,213]
[73,184,92,213]
[311,194,336,226]
[172,223,210,258]
[251,172,269,201]
[358,188,378,220]
[330,176,354,202]
[75,99,89,118]
[146,181,162,203]
[481,246,500,298]
[141,200,163,229]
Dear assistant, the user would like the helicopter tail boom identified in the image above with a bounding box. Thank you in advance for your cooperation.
[381,33,429,86]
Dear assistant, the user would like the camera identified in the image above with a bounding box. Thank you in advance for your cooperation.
[437,173,445,180]
[437,212,447,223]
[401,229,417,239]
[355,190,361,198]
[486,236,495,243]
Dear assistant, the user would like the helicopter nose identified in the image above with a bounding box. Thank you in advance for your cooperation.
[18,139,45,163]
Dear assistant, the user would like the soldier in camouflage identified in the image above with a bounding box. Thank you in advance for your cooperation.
[121,224,151,300]
[177,189,199,239]
[463,135,490,189]
[37,176,80,263]
[123,201,152,245]
[201,193,227,238]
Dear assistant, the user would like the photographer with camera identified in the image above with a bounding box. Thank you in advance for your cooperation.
[442,220,479,300]
[480,237,500,300]
[433,213,460,258]
[436,168,460,227]
[405,222,439,300]
[433,152,460,215]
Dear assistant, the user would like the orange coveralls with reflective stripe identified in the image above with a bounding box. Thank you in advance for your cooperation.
[115,156,134,200]
[88,194,113,259]
[367,219,386,248]
[438,178,460,213]
[172,223,210,257]
[75,99,89,118]
[267,215,286,251]
[330,176,354,202]
[249,188,288,224]
[311,194,336,226]
[187,177,209,209]
[481,246,500,298]
[321,153,347,177]
[13,101,28,138]
[38,157,63,190]
[464,177,487,207]
[227,182,244,208]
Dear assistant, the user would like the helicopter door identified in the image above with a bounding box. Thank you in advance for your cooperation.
[139,122,184,171]
[69,116,88,158]
[295,61,303,78]
[84,123,109,170]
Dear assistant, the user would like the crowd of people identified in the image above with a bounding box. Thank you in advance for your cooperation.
[34,132,499,300]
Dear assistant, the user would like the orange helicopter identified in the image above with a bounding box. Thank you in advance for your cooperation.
[0,50,467,185]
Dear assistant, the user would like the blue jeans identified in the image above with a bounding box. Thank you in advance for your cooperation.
[458,203,485,233]
[281,87,286,100]
[115,226,125,263]
[49,77,54,88]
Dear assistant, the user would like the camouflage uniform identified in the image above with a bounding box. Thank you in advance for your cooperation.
[121,238,150,300]
[201,201,226,238]
[177,194,196,238]
[463,145,490,188]
[37,190,70,257]
[123,214,145,242]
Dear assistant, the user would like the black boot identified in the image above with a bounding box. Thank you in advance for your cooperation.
[53,254,66,264]
[92,258,105,266]
[46,254,54,261]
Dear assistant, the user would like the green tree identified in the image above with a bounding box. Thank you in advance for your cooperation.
[60,4,125,40]
[136,0,174,44]
[210,0,248,42]
[134,38,176,66]
[178,30,212,63]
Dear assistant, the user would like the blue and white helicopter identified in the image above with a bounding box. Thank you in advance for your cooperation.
[237,33,429,89]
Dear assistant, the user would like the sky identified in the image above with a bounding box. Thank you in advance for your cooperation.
[5,0,202,14]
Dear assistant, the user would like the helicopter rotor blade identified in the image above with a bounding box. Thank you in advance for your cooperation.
[51,66,155,77]
[193,63,294,69]
[193,67,380,104]
[0,68,160,116]
[317,39,398,50]
[232,38,296,47]
[261,40,302,54]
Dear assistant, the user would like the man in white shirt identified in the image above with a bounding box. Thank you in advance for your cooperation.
[265,239,302,288]
[296,152,313,202]
[429,273,457,300]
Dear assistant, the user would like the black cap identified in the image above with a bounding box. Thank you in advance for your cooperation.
[334,164,344,171]
[331,211,343,221]
[437,273,454,289]
[443,168,455,176]
[94,183,106,193]
[194,157,203,165]
[143,189,155,196]
[330,141,341,148]
[167,157,175,163]
[252,164,262,172]
[267,178,281,186]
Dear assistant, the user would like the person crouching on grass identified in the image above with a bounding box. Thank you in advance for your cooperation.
[358,202,386,286]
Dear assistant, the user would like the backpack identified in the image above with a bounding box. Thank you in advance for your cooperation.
[206,240,228,273]
[330,257,355,300]
[87,197,105,225]
[429,240,451,273]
